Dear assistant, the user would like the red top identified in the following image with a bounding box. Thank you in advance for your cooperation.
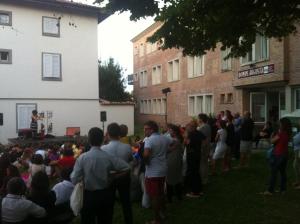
[58,156,75,168]
[274,131,289,156]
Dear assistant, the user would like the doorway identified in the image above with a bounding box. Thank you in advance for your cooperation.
[250,91,283,123]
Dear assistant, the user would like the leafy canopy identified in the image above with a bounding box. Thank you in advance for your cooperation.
[99,58,132,102]
[95,0,300,57]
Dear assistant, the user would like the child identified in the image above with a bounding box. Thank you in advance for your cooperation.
[1,177,46,223]
[212,120,228,175]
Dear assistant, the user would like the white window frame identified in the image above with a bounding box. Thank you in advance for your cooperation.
[0,10,12,26]
[240,35,269,66]
[250,92,267,123]
[221,48,232,71]
[152,65,162,85]
[0,49,12,64]
[187,55,204,78]
[140,98,166,115]
[168,59,180,82]
[139,70,147,87]
[42,16,60,37]
[188,94,213,116]
[16,103,37,131]
[42,52,62,81]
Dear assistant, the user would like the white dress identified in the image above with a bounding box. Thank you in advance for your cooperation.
[213,128,227,160]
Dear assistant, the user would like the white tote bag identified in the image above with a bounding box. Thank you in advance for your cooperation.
[70,182,84,216]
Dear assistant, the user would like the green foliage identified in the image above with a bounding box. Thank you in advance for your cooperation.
[95,0,300,57]
[99,58,132,102]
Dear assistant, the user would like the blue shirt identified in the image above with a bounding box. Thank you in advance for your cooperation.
[71,146,129,191]
[101,140,133,163]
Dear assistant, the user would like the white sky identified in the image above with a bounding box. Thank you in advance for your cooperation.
[76,0,154,89]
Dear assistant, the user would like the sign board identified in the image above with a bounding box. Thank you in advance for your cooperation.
[238,64,274,79]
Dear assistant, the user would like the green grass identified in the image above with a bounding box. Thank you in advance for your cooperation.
[75,152,300,223]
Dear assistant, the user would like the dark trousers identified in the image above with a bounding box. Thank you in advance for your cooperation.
[233,132,241,159]
[81,188,114,224]
[112,175,133,224]
[186,152,202,194]
[268,155,288,193]
[166,183,182,202]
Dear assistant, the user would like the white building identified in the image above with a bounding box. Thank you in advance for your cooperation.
[0,0,134,143]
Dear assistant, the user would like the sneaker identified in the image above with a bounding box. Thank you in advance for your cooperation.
[259,191,273,196]
[186,192,201,198]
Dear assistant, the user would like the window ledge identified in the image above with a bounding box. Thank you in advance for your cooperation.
[240,58,270,67]
[42,77,62,81]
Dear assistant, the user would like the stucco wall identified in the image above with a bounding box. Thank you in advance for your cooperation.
[0,99,102,143]
[0,3,99,99]
[100,104,135,136]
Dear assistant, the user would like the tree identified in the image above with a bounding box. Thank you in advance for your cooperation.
[96,0,300,57]
[99,58,132,102]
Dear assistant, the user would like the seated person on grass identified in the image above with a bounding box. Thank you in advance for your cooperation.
[1,177,46,223]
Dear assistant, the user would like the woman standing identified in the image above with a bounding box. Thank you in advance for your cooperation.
[166,124,183,202]
[292,121,300,189]
[263,117,292,195]
[30,110,39,138]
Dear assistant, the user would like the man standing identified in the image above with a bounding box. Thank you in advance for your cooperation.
[239,111,254,168]
[143,120,172,224]
[102,123,133,224]
[71,127,129,224]
[198,113,211,185]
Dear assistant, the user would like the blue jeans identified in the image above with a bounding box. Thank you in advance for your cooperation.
[268,155,288,193]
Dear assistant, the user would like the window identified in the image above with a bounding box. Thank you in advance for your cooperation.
[140,98,166,115]
[188,94,213,116]
[227,93,233,103]
[152,65,162,85]
[0,49,12,64]
[146,42,157,54]
[139,70,147,87]
[42,53,62,80]
[133,73,138,82]
[187,56,204,78]
[0,10,12,26]
[294,89,300,110]
[42,17,60,37]
[168,59,180,82]
[251,92,266,122]
[134,46,138,56]
[241,35,269,65]
[220,94,225,104]
[139,43,144,57]
[221,48,232,71]
[16,104,37,131]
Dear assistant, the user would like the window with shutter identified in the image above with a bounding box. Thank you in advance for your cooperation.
[43,17,60,37]
[16,104,37,131]
[0,11,12,26]
[42,53,62,80]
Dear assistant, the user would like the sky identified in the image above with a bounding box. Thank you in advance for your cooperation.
[75,0,154,89]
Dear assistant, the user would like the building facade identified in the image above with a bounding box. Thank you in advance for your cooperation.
[132,22,300,127]
[0,0,107,143]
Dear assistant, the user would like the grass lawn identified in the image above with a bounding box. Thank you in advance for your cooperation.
[109,151,300,224]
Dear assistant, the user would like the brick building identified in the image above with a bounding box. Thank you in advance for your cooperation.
[131,22,300,127]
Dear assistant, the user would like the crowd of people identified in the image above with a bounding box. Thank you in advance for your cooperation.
[0,109,300,224]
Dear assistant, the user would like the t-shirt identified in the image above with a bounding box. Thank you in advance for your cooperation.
[240,118,254,141]
[187,130,206,155]
[274,131,289,156]
[144,133,172,178]
[199,124,211,142]
[58,156,75,168]
[226,123,235,147]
